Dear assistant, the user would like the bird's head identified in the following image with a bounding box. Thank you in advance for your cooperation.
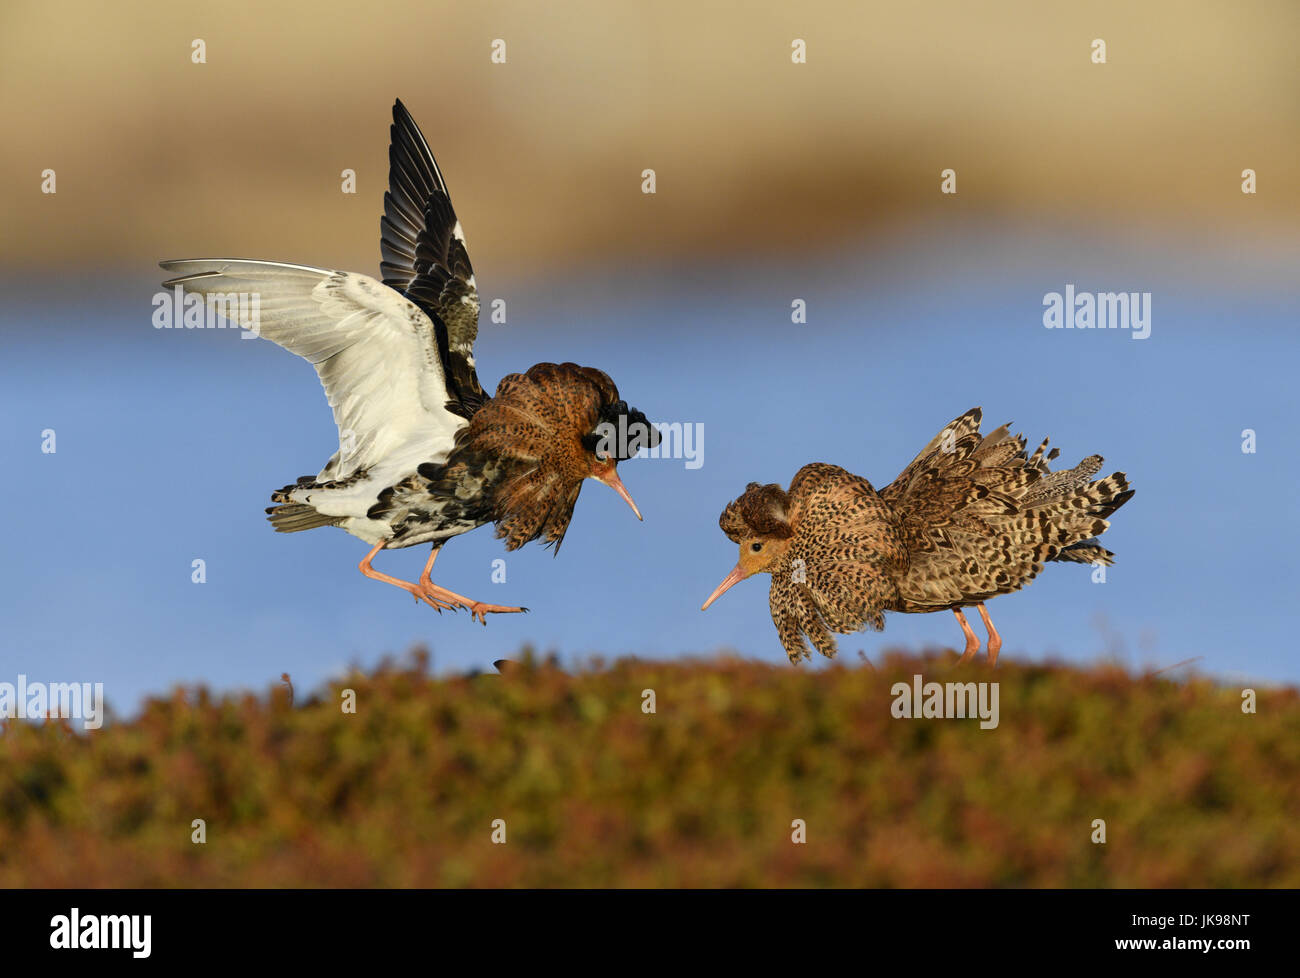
[580,392,660,521]
[701,482,794,610]
[447,362,657,550]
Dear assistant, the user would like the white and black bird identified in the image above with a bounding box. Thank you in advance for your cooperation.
[161,99,656,622]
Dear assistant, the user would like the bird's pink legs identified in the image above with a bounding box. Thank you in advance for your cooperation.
[415,546,528,625]
[976,602,1002,666]
[359,540,526,622]
[953,608,981,665]
[358,540,434,602]
[359,541,527,623]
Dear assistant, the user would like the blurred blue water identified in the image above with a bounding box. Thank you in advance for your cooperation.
[2,227,1296,714]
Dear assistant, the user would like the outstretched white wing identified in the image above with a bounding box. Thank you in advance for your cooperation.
[160,258,466,480]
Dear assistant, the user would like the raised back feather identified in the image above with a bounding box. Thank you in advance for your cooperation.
[879,408,1135,611]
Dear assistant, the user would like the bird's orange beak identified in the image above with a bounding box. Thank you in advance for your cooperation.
[701,564,748,611]
[592,463,643,521]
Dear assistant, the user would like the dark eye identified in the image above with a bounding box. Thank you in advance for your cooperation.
[750,542,763,553]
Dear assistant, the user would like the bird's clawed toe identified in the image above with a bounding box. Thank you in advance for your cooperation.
[417,592,457,614]
[416,586,525,624]
[464,601,528,625]
[413,592,451,613]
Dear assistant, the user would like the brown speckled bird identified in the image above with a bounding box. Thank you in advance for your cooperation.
[160,100,656,622]
[701,408,1134,664]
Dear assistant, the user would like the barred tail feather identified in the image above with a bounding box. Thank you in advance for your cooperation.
[265,502,343,534]
[883,409,1136,610]
[1055,540,1116,565]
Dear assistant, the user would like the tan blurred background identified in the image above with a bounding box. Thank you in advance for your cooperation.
[2,0,1296,279]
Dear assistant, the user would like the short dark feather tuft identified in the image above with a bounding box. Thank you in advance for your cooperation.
[581,399,660,461]
[719,482,794,542]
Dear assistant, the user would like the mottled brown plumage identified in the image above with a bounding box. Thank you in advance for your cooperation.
[703,408,1135,665]
[369,362,657,553]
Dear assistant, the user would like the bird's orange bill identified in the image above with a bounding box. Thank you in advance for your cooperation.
[594,466,643,521]
[701,564,748,611]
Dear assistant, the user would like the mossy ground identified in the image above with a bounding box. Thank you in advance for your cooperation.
[2,649,1295,887]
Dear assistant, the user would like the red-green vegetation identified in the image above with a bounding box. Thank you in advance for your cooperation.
[2,650,1296,887]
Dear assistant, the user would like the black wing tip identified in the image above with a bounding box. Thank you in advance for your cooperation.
[386,97,448,200]
[391,98,424,143]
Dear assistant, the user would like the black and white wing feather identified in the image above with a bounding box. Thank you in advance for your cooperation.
[381,99,485,419]
[158,259,466,495]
